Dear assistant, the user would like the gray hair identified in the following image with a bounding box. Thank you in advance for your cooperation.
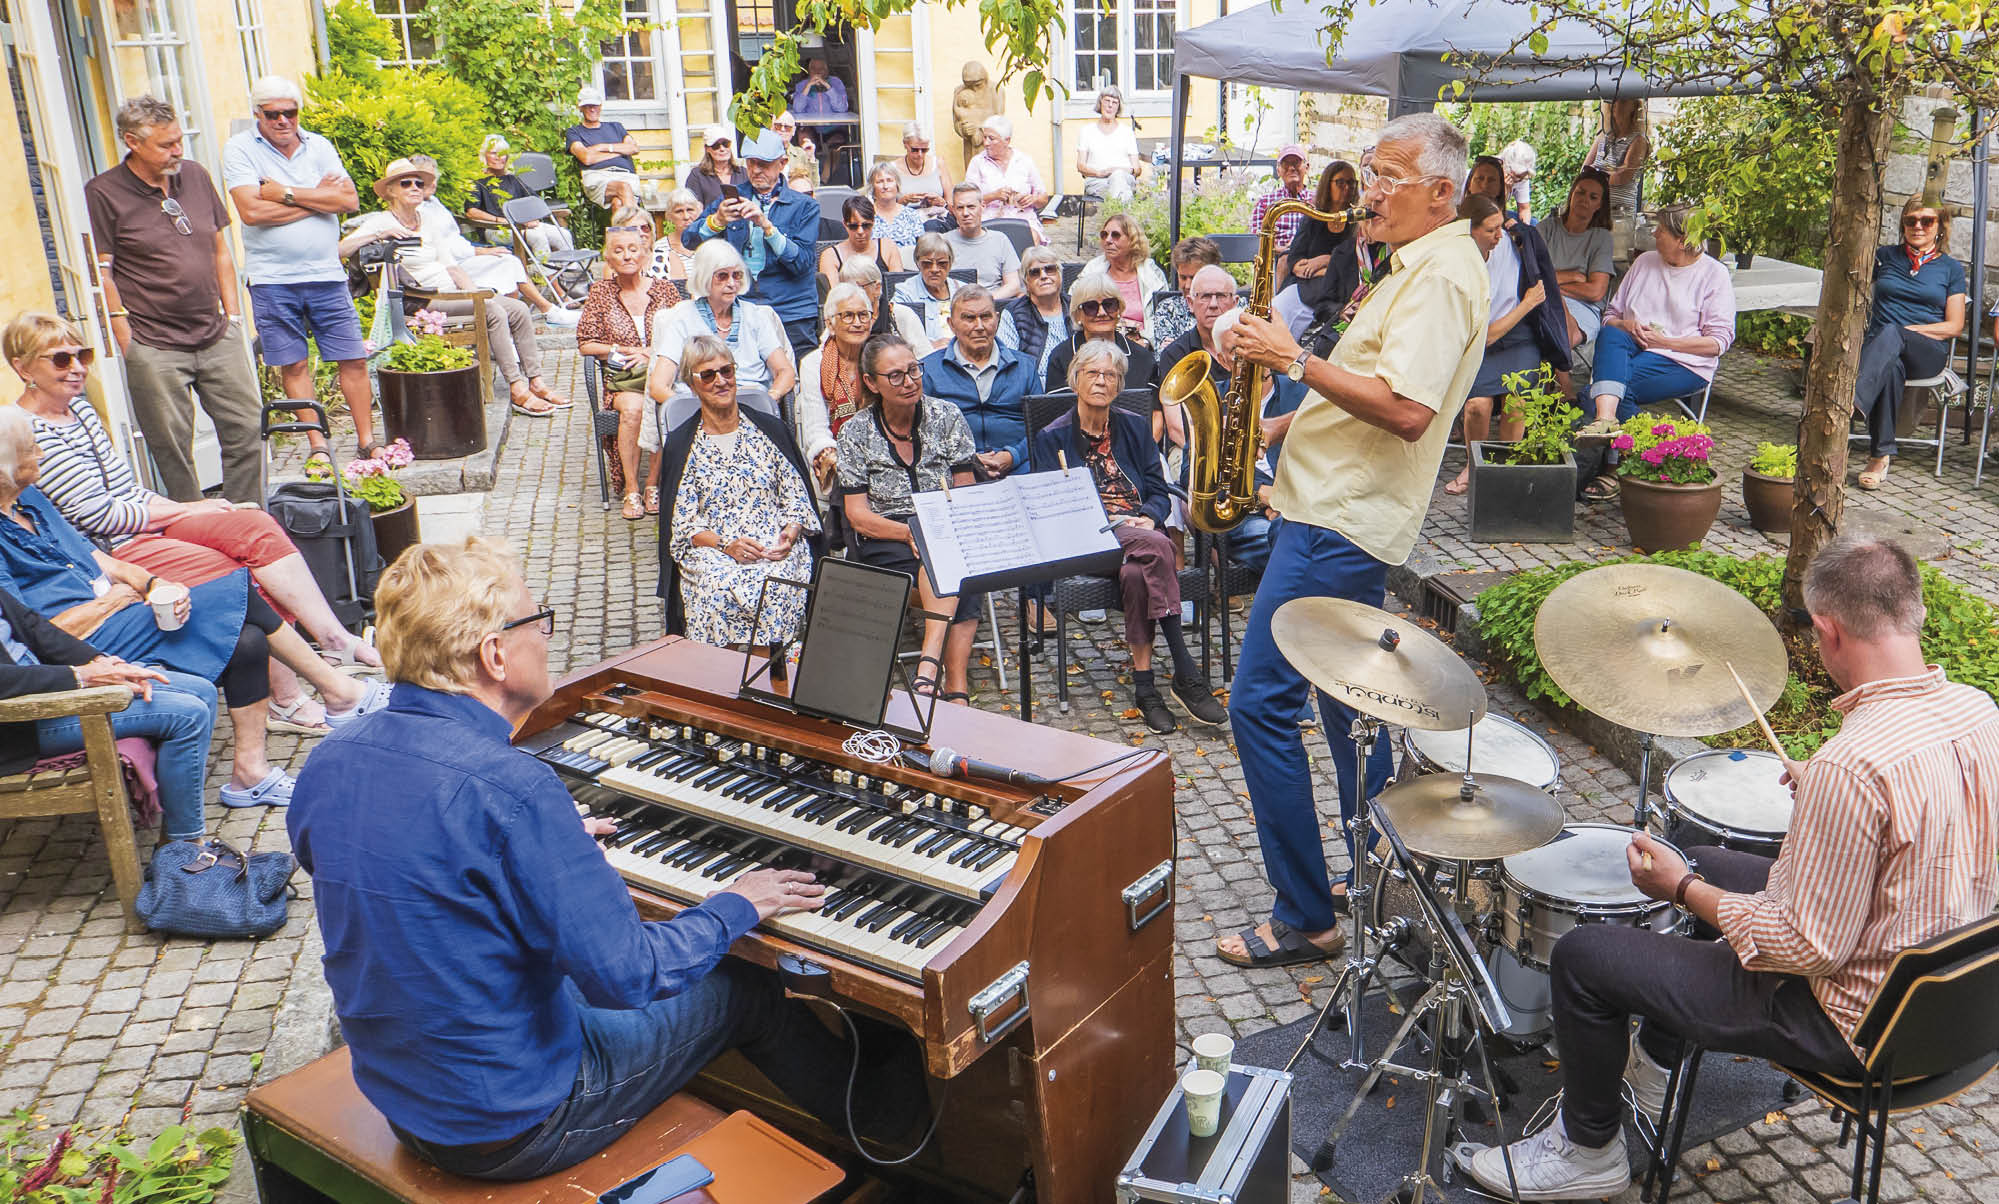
[116,96,179,143]
[950,181,983,204]
[1803,536,1927,639]
[689,238,747,298]
[901,121,931,145]
[1019,244,1060,277]
[823,281,873,326]
[1068,273,1122,321]
[837,256,883,287]
[1067,339,1128,390]
[677,333,732,384]
[868,160,900,192]
[1377,112,1469,205]
[913,233,953,263]
[981,114,1014,140]
[1097,86,1124,115]
[952,283,997,314]
[666,187,700,211]
[249,75,302,109]
[0,408,34,495]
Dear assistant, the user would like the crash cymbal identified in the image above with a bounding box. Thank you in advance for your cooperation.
[1533,564,1788,738]
[1374,772,1566,861]
[1271,597,1486,731]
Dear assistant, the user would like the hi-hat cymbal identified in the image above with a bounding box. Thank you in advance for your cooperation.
[1374,772,1565,861]
[1271,597,1486,731]
[1533,564,1788,738]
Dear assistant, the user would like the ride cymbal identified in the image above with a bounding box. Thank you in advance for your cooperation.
[1373,772,1565,861]
[1533,564,1787,738]
[1271,597,1486,731]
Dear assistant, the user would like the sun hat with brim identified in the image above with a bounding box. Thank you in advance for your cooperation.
[372,157,439,200]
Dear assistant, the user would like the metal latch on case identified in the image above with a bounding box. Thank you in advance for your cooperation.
[1121,860,1173,932]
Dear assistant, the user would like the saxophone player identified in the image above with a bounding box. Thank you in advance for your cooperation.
[1216,114,1489,969]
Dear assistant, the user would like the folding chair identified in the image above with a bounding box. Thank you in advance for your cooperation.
[1846,367,1967,478]
[501,195,599,305]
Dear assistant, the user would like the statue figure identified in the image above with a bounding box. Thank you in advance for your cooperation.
[952,61,1003,168]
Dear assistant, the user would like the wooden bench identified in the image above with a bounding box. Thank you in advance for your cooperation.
[242,1047,844,1204]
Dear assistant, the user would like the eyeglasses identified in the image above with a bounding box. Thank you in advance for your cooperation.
[845,220,874,231]
[1904,215,1938,229]
[1190,290,1237,304]
[606,224,652,234]
[834,310,874,326]
[875,365,923,386]
[500,607,556,636]
[1026,265,1062,278]
[1078,367,1121,381]
[917,258,951,270]
[712,269,746,284]
[1358,166,1443,194]
[1078,298,1121,317]
[159,196,192,236]
[40,348,95,371]
[692,362,738,384]
[258,107,299,123]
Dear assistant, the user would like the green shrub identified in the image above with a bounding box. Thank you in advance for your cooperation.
[1749,441,1798,478]
[324,0,399,76]
[1654,94,1836,265]
[1104,170,1258,285]
[1493,363,1581,466]
[1441,100,1594,219]
[1735,310,1813,358]
[380,334,475,373]
[1476,551,1999,758]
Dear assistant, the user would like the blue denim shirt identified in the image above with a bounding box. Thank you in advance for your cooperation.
[688,183,820,324]
[288,684,760,1145]
[0,487,116,614]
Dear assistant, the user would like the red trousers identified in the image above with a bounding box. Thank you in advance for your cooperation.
[117,510,300,623]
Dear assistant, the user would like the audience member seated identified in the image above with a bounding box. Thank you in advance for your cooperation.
[291,537,919,1182]
[1082,213,1165,332]
[1251,145,1312,254]
[798,284,877,501]
[838,258,929,348]
[650,240,796,407]
[774,113,817,186]
[921,285,1038,479]
[649,194,702,285]
[819,196,903,289]
[965,116,1050,244]
[1157,264,1243,382]
[689,129,822,357]
[891,234,963,349]
[1077,86,1145,202]
[998,246,1071,382]
[1271,160,1362,341]
[1855,196,1966,490]
[681,124,748,211]
[868,161,926,250]
[1148,236,1223,347]
[658,334,820,646]
[1045,274,1159,394]
[566,87,642,212]
[578,226,684,521]
[888,123,952,216]
[1541,167,1615,350]
[465,135,574,258]
[1577,205,1736,501]
[0,583,219,848]
[790,57,848,115]
[1029,341,1225,734]
[1208,307,1305,574]
[944,183,1022,298]
[836,335,982,701]
[409,158,575,326]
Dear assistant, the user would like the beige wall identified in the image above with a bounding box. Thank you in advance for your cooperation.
[0,69,58,318]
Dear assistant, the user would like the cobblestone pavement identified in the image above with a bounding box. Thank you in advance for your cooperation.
[1,341,1995,1204]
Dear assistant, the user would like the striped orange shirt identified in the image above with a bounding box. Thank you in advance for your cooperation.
[1714,666,1999,1051]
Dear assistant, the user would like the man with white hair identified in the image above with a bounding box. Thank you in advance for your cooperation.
[565,87,642,212]
[88,95,263,505]
[1157,263,1241,390]
[222,75,376,462]
[1218,112,1487,970]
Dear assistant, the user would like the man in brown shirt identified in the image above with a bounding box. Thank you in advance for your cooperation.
[85,95,264,504]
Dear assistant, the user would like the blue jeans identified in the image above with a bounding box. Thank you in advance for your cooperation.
[1228,520,1394,935]
[1586,326,1707,418]
[399,961,915,1180]
[35,670,216,842]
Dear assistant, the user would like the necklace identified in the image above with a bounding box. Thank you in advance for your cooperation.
[883,410,916,441]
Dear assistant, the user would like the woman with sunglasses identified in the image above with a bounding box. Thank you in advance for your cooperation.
[888,122,951,214]
[1081,214,1165,332]
[818,196,903,290]
[1853,197,1966,490]
[1042,275,1158,394]
[998,246,1071,381]
[656,333,819,647]
[681,123,748,211]
[890,233,963,350]
[648,239,797,411]
[835,335,981,701]
[868,161,925,249]
[578,225,685,520]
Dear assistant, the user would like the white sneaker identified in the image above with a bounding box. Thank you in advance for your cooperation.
[1456,1115,1629,1201]
[1079,608,1107,623]
[1624,1035,1674,1121]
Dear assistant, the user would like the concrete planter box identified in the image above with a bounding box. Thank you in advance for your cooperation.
[1468,444,1577,543]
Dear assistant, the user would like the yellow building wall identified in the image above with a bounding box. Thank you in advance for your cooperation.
[0,66,58,318]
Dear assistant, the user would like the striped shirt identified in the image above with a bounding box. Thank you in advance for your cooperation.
[1715,666,1999,1050]
[27,398,158,543]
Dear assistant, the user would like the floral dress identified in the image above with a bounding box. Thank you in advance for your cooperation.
[669,423,821,646]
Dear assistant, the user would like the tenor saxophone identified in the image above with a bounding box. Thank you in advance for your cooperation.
[1161,201,1373,532]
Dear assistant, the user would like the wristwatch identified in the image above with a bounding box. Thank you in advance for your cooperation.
[1285,349,1312,383]
[282,185,296,207]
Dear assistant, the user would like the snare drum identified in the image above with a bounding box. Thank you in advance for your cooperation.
[1402,713,1560,793]
[1497,823,1681,972]
[1663,749,1794,859]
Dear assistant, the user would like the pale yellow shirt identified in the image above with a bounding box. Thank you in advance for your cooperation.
[1268,218,1487,564]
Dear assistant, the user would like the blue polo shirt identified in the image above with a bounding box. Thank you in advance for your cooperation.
[288,684,759,1145]
[1869,245,1966,336]
[220,128,350,285]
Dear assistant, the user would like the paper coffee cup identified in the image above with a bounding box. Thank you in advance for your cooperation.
[1191,1032,1234,1076]
[1182,1068,1226,1138]
[148,582,189,632]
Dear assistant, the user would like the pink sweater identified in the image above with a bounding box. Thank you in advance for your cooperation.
[1604,250,1737,378]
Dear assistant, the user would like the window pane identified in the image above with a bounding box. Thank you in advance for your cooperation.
[1072,0,1120,91]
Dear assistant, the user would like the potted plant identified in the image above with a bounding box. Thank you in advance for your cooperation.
[1611,415,1723,551]
[377,309,485,460]
[1742,440,1796,533]
[1468,364,1581,542]
[308,439,422,567]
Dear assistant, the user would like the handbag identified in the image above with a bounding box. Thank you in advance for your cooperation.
[135,839,297,939]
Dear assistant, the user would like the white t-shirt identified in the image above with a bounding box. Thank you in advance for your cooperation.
[1077,122,1140,176]
[651,298,791,394]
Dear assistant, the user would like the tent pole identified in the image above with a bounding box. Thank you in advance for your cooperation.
[1170,70,1190,247]
[1968,106,1988,447]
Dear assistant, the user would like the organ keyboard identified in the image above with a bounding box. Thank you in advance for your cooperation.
[516,637,1176,1204]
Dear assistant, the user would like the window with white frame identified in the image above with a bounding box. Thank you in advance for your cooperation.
[107,0,205,158]
[599,0,662,103]
[1069,0,1177,97]
[373,0,435,67]
[234,0,268,86]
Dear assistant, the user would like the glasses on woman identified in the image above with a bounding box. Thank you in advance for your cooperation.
[692,363,738,384]
[875,365,923,387]
[1904,215,1938,229]
[1099,229,1124,241]
[845,220,874,231]
[1078,298,1121,317]
[712,269,747,284]
[393,178,427,190]
[40,348,95,371]
[834,310,873,326]
[917,258,950,270]
[906,143,930,154]
[500,607,556,636]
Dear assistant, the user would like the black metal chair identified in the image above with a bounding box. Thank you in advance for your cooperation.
[948,267,978,286]
[500,195,600,303]
[882,269,916,297]
[1060,261,1088,295]
[986,218,1037,257]
[583,355,622,510]
[1022,390,1210,712]
[1050,193,1101,253]
[1643,913,1999,1204]
[818,215,846,243]
[512,152,560,196]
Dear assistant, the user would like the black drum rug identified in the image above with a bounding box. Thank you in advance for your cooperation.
[1233,990,1794,1203]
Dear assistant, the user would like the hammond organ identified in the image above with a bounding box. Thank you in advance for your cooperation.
[515,637,1177,1204]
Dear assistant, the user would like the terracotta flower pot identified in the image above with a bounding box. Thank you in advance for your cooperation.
[370,499,421,569]
[1618,475,1724,552]
[378,365,485,460]
[1741,469,1794,534]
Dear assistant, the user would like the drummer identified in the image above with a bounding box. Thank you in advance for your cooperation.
[1457,536,1999,1202]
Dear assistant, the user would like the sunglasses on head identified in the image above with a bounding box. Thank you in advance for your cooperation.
[41,348,95,371]
[1079,298,1121,317]
[692,362,737,384]
[1904,215,1938,228]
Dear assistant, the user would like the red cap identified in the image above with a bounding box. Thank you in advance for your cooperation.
[1277,144,1308,164]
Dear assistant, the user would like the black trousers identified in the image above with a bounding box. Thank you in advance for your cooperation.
[1856,325,1950,458]
[1551,846,1863,1148]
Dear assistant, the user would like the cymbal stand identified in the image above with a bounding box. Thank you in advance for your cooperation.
[1633,731,1657,829]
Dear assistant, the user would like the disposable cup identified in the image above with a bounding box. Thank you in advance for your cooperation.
[1191,1032,1234,1076]
[148,582,189,632]
[1182,1068,1226,1138]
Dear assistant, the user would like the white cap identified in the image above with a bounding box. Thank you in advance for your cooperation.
[703,123,734,147]
[577,86,606,108]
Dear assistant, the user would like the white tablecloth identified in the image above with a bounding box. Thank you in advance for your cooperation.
[1726,255,1822,313]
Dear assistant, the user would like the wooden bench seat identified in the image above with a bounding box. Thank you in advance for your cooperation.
[242,1047,843,1204]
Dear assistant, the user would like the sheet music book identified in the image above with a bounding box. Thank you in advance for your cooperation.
[907,469,1124,596]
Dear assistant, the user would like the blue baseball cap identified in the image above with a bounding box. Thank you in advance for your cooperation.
[740,130,787,163]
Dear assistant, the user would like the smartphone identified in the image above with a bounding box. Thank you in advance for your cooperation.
[597,1153,714,1204]
[719,184,740,201]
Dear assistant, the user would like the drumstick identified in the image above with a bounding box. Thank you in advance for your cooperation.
[1724,660,1788,759]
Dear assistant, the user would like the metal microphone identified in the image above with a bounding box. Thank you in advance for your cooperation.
[927,746,1049,786]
